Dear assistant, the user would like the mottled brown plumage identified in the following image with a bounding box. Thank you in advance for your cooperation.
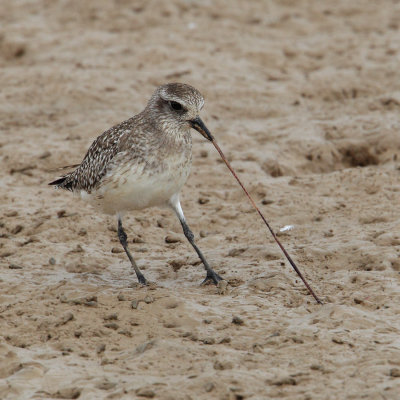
[49,83,222,286]
[52,83,203,195]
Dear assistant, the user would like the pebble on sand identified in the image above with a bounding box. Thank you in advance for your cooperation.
[232,316,244,325]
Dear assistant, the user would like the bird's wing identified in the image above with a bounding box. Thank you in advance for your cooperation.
[49,118,137,192]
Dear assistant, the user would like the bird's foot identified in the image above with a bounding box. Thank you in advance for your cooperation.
[137,274,148,286]
[201,270,223,286]
[130,278,156,289]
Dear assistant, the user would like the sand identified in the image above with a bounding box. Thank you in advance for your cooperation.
[1,0,400,399]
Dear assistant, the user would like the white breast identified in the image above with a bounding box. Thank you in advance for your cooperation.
[80,152,192,215]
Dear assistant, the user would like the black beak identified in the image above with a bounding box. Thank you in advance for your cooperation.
[190,117,214,141]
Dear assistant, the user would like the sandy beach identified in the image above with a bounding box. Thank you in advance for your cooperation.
[1,1,400,398]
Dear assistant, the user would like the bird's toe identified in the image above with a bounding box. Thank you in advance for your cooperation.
[201,271,223,286]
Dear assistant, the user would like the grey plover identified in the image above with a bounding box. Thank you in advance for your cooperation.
[49,83,222,286]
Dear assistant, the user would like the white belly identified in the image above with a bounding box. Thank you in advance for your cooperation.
[80,159,191,215]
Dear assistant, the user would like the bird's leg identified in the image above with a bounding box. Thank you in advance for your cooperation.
[169,195,222,285]
[117,216,147,285]
[180,219,223,285]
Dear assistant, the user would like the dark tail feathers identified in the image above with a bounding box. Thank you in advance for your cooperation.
[48,176,73,190]
[49,164,79,190]
[49,176,67,186]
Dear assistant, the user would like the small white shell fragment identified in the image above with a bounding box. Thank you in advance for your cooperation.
[279,225,294,232]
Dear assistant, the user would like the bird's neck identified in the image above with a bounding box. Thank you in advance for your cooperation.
[140,110,192,147]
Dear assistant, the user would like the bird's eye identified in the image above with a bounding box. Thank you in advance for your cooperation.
[169,101,184,112]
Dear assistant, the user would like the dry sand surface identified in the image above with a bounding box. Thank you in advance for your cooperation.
[1,0,400,399]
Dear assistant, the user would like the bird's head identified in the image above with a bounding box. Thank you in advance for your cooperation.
[147,83,213,141]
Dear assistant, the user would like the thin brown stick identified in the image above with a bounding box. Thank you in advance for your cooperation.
[211,139,322,304]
